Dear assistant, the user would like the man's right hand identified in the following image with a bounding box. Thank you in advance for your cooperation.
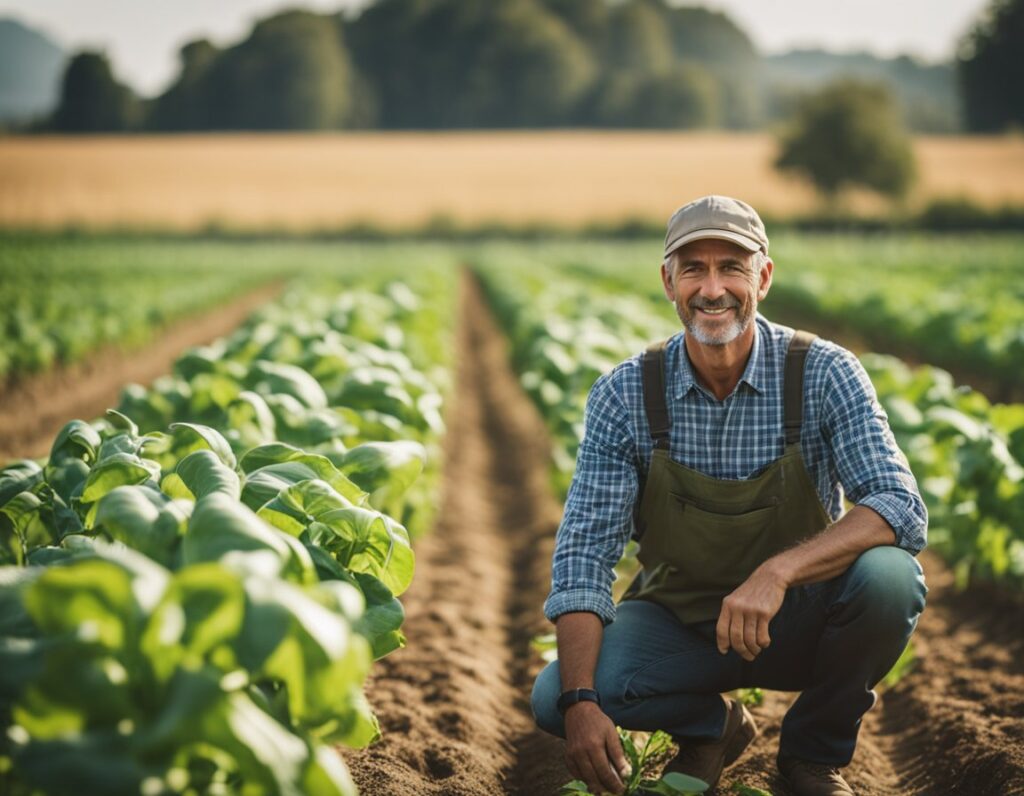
[563,701,631,795]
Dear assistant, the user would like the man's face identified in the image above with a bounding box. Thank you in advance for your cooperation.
[660,238,773,347]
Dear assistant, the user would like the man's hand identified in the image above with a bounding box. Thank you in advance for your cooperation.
[716,561,788,661]
[563,701,631,795]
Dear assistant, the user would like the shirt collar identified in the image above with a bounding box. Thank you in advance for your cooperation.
[672,315,767,399]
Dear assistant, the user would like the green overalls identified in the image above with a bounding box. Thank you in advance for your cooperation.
[622,331,833,625]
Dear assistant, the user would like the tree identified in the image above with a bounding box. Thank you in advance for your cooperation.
[958,0,1024,131]
[604,0,673,75]
[204,10,355,130]
[589,64,718,128]
[148,39,220,130]
[50,51,139,132]
[347,0,594,128]
[775,80,916,202]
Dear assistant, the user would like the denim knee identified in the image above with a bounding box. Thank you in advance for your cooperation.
[841,546,927,627]
[531,661,565,737]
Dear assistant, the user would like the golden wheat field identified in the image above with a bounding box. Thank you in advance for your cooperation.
[2,131,1023,230]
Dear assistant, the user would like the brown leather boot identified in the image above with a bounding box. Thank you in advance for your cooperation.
[662,698,758,789]
[777,754,854,796]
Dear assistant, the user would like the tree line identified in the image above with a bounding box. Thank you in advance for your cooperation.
[46,0,1024,134]
[44,0,763,133]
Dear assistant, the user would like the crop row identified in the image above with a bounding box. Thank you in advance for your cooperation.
[0,258,455,795]
[474,249,1024,589]
[0,237,295,380]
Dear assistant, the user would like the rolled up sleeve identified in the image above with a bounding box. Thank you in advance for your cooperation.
[543,370,638,625]
[821,351,928,554]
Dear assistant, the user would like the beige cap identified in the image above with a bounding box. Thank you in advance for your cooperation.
[664,195,769,258]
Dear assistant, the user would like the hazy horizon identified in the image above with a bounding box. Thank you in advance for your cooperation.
[1,0,989,97]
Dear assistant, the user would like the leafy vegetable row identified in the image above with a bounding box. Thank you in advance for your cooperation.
[0,267,454,795]
[0,236,292,380]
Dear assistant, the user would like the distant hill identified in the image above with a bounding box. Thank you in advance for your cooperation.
[763,49,961,132]
[0,18,65,125]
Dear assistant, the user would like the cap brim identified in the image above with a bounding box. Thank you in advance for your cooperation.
[665,228,762,257]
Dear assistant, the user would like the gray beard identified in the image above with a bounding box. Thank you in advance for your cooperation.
[677,301,754,346]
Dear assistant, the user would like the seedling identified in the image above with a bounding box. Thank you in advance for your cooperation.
[558,727,709,795]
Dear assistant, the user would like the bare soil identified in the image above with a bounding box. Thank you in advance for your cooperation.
[343,276,1024,795]
[0,282,281,462]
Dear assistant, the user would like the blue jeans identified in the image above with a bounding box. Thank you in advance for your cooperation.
[531,546,927,766]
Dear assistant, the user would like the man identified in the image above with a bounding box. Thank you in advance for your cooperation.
[530,195,927,796]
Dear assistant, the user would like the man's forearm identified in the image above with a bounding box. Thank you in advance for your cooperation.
[555,611,604,691]
[765,504,897,588]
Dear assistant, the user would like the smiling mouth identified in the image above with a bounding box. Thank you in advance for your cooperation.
[694,306,735,316]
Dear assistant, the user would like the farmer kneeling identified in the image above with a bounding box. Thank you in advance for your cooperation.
[530,196,927,796]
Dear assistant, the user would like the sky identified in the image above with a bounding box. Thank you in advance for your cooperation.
[1,0,992,97]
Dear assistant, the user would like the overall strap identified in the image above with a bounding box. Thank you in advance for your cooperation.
[641,339,671,451]
[783,330,818,446]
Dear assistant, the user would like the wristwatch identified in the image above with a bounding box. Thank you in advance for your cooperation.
[556,688,602,715]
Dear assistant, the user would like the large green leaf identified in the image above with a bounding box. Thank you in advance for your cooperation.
[337,441,425,508]
[81,453,161,506]
[258,479,355,537]
[238,576,372,742]
[0,460,44,506]
[48,419,101,466]
[349,572,405,660]
[175,449,243,500]
[44,457,90,506]
[226,390,277,449]
[168,422,237,469]
[1,491,58,565]
[93,485,190,566]
[22,559,137,651]
[249,360,328,410]
[183,494,316,585]
[140,563,246,682]
[242,457,366,513]
[307,507,414,596]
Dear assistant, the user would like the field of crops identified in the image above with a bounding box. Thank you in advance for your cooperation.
[1,235,1023,794]
[2,133,1024,231]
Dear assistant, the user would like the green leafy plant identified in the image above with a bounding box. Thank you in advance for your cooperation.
[0,270,456,795]
[558,728,709,796]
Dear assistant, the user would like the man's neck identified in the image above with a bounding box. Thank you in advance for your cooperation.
[684,324,756,401]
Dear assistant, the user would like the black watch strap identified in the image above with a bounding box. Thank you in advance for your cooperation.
[556,688,601,715]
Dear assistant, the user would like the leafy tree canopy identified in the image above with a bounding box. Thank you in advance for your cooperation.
[775,79,917,201]
[958,0,1024,131]
[51,51,139,132]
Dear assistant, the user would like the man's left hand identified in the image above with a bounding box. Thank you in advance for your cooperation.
[716,563,788,661]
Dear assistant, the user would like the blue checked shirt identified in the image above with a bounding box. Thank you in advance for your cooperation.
[544,314,928,625]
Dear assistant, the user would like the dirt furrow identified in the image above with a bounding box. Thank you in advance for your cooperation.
[0,281,283,462]
[343,272,567,794]
[872,553,1024,796]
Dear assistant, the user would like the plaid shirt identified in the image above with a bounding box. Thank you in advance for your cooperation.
[544,314,928,625]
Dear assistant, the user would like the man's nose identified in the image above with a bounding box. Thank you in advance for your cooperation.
[698,272,727,300]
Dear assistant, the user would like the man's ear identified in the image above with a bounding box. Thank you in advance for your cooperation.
[661,261,675,301]
[757,257,774,301]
